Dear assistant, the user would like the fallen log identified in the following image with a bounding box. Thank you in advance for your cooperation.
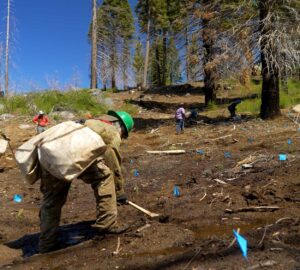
[225,206,280,214]
[146,150,186,155]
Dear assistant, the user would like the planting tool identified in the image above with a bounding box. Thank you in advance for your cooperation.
[127,200,161,219]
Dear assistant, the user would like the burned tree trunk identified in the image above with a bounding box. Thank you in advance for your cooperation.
[259,0,281,119]
[202,14,217,106]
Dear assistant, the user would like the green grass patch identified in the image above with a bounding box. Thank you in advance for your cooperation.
[206,101,218,110]
[0,89,108,116]
[280,79,300,109]
[119,101,139,116]
[237,98,261,115]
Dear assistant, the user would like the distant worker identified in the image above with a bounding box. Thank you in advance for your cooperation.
[38,111,134,253]
[175,103,186,134]
[227,99,242,119]
[33,111,49,134]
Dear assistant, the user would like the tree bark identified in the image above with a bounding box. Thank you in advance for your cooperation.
[90,0,98,89]
[111,33,117,89]
[185,25,189,83]
[161,30,167,86]
[155,38,162,86]
[122,42,129,90]
[204,70,217,105]
[259,0,281,119]
[202,16,217,106]
[143,8,151,89]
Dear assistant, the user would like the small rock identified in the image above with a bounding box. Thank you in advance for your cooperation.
[0,114,15,120]
[103,98,114,106]
[54,111,75,120]
[242,164,253,169]
[203,169,212,177]
[89,89,103,97]
[18,124,32,130]
[143,95,152,101]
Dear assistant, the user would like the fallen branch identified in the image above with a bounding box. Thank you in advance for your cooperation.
[275,217,296,224]
[199,191,207,202]
[227,228,240,248]
[146,150,186,155]
[225,206,280,214]
[150,128,159,134]
[112,237,121,255]
[213,179,227,185]
[210,134,232,141]
[136,224,151,233]
[286,113,300,127]
[247,260,278,270]
[258,224,273,247]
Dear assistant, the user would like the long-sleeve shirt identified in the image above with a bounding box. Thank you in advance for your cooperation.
[33,115,49,127]
[175,107,185,120]
[84,119,121,152]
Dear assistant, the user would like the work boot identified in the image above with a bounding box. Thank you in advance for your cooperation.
[92,223,129,234]
[39,242,63,254]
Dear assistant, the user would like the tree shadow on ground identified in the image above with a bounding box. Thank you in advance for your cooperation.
[133,114,256,132]
[123,245,242,270]
[5,220,97,257]
[129,94,258,114]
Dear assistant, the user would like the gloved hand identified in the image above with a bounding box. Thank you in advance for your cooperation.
[117,193,128,205]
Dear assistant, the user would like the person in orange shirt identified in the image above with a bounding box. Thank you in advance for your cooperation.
[33,111,49,134]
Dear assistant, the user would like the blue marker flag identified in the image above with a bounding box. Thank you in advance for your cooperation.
[133,169,140,177]
[13,194,22,203]
[287,139,292,145]
[224,151,231,158]
[173,186,180,197]
[196,149,204,155]
[279,154,287,161]
[233,230,247,258]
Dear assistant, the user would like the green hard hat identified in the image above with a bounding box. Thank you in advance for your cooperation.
[108,110,134,137]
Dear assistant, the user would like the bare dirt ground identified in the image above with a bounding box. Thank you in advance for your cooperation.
[0,89,300,270]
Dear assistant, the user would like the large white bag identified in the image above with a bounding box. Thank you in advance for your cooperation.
[0,139,8,154]
[16,121,107,183]
[15,132,44,184]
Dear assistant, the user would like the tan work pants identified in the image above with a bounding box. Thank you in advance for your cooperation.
[104,146,125,198]
[39,160,117,253]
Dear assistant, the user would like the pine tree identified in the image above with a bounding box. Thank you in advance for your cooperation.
[136,0,182,87]
[133,40,144,87]
[95,0,134,90]
[167,37,181,84]
[216,0,299,118]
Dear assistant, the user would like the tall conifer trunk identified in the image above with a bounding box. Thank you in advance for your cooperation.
[202,17,216,106]
[143,8,151,89]
[161,30,167,86]
[259,0,280,119]
[90,0,98,89]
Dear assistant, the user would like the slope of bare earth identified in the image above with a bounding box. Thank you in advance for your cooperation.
[0,89,299,270]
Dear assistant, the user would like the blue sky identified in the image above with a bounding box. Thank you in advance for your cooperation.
[0,0,137,92]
